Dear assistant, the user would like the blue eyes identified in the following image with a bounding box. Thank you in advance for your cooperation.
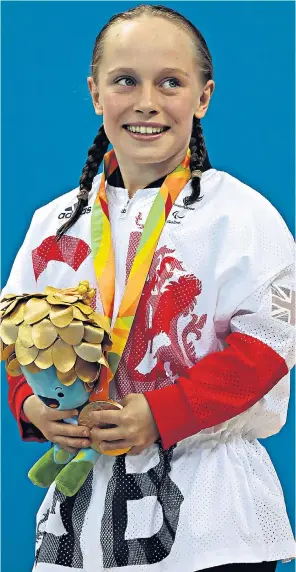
[115,77,135,87]
[162,78,181,89]
[114,77,181,89]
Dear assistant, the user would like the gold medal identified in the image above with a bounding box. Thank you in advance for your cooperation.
[78,400,131,456]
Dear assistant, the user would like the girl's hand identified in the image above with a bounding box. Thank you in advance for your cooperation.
[23,395,91,453]
[89,394,160,455]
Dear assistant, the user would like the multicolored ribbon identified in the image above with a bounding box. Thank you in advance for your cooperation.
[90,147,192,401]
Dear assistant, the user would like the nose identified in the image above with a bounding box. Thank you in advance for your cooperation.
[133,83,159,115]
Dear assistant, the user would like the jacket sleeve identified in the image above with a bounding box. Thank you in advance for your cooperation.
[2,211,47,442]
[145,263,295,449]
[7,372,46,442]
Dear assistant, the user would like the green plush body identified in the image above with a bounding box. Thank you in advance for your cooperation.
[22,365,100,497]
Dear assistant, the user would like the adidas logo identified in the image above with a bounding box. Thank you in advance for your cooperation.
[58,202,91,220]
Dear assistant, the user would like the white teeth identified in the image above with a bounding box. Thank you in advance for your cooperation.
[126,125,165,134]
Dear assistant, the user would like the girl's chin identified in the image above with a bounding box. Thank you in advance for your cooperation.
[116,146,172,163]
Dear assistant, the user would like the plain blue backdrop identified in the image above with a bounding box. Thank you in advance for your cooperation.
[1,2,295,571]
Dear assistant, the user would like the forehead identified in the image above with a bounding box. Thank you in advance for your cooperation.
[101,16,196,71]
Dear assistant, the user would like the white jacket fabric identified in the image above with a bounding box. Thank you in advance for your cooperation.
[3,167,295,571]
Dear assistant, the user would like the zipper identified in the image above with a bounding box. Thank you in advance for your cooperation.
[120,199,130,215]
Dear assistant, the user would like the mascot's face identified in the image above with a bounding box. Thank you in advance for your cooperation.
[21,365,89,410]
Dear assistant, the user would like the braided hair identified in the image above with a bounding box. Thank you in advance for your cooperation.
[186,116,207,206]
[56,125,109,239]
[56,4,213,239]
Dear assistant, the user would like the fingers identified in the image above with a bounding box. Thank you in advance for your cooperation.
[54,422,90,439]
[47,423,90,450]
[90,426,123,442]
[98,440,132,452]
[90,410,122,427]
[90,424,132,452]
[98,441,152,454]
[54,436,90,450]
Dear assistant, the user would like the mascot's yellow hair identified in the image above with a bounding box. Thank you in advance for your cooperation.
[0,281,111,389]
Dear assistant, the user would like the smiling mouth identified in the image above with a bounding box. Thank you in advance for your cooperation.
[123,125,170,135]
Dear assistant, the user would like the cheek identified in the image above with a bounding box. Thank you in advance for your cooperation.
[102,99,127,144]
[170,96,195,124]
[103,95,128,128]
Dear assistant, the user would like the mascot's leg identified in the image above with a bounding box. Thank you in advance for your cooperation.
[55,447,101,497]
[28,444,76,488]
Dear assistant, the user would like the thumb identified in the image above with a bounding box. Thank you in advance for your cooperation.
[119,394,135,408]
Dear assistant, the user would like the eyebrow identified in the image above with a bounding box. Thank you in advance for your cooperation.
[107,67,190,78]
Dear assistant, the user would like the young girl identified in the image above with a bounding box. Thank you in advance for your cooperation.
[3,5,295,572]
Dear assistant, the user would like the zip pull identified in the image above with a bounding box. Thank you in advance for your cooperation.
[121,199,130,215]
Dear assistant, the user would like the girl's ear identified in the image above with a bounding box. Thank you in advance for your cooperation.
[195,79,215,119]
[87,77,103,116]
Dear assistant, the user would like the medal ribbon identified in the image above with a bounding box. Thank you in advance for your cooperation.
[90,147,191,401]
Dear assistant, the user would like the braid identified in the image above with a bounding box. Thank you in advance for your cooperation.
[56,124,109,240]
[184,116,207,207]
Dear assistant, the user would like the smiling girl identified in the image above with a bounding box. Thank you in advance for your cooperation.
[3,5,295,572]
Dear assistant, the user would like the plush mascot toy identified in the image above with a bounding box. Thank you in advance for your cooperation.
[0,282,114,497]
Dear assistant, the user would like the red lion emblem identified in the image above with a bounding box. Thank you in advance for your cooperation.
[116,233,207,397]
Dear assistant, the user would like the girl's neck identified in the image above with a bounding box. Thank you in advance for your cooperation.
[115,147,188,198]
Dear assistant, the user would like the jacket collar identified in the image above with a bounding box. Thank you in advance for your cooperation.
[106,152,212,189]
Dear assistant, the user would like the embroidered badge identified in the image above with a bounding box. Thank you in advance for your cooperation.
[271,284,295,325]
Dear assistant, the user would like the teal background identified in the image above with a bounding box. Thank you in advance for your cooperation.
[1,2,295,571]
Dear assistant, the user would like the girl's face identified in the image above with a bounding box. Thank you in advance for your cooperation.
[88,16,214,167]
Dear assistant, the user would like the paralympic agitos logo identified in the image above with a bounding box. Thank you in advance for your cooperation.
[167,210,186,225]
[58,203,91,219]
[171,210,185,220]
